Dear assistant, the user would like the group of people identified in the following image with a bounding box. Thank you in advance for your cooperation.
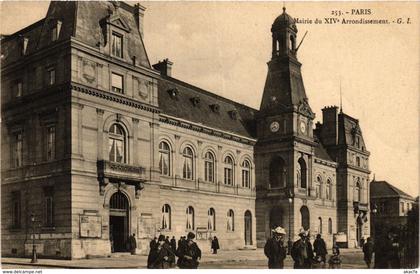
[264,226,342,269]
[147,232,202,269]
[362,230,401,269]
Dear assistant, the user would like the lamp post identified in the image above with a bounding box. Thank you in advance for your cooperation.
[30,213,37,263]
[286,189,294,255]
[371,204,377,242]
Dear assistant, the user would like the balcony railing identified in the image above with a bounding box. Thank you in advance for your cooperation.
[97,160,146,182]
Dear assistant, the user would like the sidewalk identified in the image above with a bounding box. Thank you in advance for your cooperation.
[1,248,364,269]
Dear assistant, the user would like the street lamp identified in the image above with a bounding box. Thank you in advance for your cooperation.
[371,204,378,241]
[30,213,37,263]
[286,189,294,255]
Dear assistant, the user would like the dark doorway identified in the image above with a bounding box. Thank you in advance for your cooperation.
[109,192,129,252]
[300,206,310,230]
[244,210,252,245]
[269,206,283,237]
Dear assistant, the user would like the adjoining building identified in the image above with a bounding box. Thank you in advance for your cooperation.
[370,180,416,237]
[1,2,371,259]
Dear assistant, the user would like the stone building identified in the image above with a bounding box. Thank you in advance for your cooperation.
[370,180,416,238]
[1,2,370,259]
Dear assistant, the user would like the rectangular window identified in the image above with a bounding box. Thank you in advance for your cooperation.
[44,187,54,227]
[159,152,170,176]
[111,73,123,93]
[401,202,405,214]
[242,170,249,188]
[224,168,233,185]
[13,132,23,168]
[48,68,56,85]
[11,191,21,228]
[16,81,22,97]
[46,126,56,161]
[111,33,123,58]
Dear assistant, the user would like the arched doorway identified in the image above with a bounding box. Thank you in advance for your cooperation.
[109,191,129,252]
[269,206,283,235]
[244,210,252,245]
[300,206,310,230]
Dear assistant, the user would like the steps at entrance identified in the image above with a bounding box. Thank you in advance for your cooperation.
[110,252,132,258]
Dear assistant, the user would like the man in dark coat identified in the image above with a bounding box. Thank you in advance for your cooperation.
[148,235,172,269]
[176,232,202,269]
[291,228,314,269]
[362,237,374,268]
[170,236,177,252]
[211,236,220,254]
[313,234,327,264]
[128,233,137,255]
[264,226,287,269]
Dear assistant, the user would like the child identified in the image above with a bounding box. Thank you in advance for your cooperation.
[328,246,342,269]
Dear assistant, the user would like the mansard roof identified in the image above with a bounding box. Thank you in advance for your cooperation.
[338,112,368,151]
[158,76,257,139]
[370,180,414,200]
[1,1,150,68]
[314,137,334,162]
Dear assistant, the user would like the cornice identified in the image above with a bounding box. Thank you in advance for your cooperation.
[70,82,160,114]
[159,114,256,146]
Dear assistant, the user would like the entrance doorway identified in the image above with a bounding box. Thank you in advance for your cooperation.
[244,210,252,245]
[109,192,129,252]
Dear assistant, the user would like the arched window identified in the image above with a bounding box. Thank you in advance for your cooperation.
[298,158,307,188]
[182,147,194,180]
[316,176,322,198]
[328,218,333,234]
[300,206,310,230]
[290,35,296,51]
[318,217,323,234]
[204,152,215,183]
[354,179,361,202]
[269,157,286,188]
[161,204,171,230]
[186,206,194,230]
[326,178,332,200]
[356,156,360,167]
[108,124,126,163]
[208,208,216,231]
[224,156,234,185]
[159,141,171,176]
[227,209,234,231]
[241,160,251,188]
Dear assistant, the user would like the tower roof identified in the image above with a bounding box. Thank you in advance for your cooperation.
[272,7,297,32]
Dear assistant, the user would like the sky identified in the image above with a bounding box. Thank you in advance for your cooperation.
[1,1,419,196]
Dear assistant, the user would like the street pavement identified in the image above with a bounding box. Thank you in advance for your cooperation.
[2,248,367,269]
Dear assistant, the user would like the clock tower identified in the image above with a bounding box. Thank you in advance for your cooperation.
[255,7,317,247]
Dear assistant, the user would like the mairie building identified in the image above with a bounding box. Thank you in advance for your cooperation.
[1,2,371,259]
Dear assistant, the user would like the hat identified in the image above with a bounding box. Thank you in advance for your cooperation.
[298,227,308,236]
[272,226,286,235]
[187,232,195,240]
[158,235,165,242]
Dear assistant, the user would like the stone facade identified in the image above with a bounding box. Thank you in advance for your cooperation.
[1,2,370,259]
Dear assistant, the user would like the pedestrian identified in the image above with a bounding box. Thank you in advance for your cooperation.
[176,232,201,269]
[264,226,287,269]
[211,236,220,254]
[166,236,170,245]
[313,234,327,265]
[374,230,388,268]
[362,237,374,268]
[291,228,314,269]
[128,233,137,255]
[170,236,177,252]
[328,245,342,269]
[148,235,172,269]
[386,230,401,268]
[150,236,158,250]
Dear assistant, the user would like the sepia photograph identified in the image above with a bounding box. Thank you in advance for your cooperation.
[0,0,419,272]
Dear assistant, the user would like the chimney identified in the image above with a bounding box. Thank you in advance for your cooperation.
[134,3,146,38]
[321,106,338,146]
[152,59,173,77]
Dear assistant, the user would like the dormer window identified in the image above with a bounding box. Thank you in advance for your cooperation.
[210,104,220,113]
[167,88,178,99]
[191,96,200,107]
[111,73,123,93]
[228,110,238,120]
[21,37,29,56]
[51,20,62,42]
[111,32,123,58]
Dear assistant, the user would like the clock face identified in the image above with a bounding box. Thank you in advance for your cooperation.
[300,121,306,133]
[270,121,280,132]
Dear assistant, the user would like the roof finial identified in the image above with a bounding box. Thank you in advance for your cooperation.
[339,76,343,113]
[283,2,286,13]
[373,173,376,182]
